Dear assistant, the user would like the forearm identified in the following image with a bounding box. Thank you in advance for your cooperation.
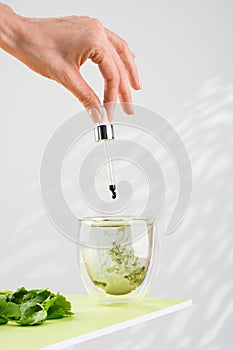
[0,3,24,56]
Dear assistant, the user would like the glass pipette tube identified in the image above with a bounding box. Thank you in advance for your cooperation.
[104,141,117,199]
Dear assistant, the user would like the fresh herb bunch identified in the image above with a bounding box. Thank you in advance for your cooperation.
[0,287,73,326]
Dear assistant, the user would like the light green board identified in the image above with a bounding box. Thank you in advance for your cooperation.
[1,295,192,350]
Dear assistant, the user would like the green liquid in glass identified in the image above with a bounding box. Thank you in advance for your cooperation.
[85,240,147,296]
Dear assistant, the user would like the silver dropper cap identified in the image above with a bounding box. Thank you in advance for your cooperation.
[94,124,115,142]
[94,106,115,142]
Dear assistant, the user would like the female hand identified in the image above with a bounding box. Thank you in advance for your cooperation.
[0,4,141,121]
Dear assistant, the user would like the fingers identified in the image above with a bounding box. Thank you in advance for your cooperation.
[105,28,141,90]
[90,47,120,120]
[108,44,134,116]
[90,43,134,119]
[57,24,140,122]
[59,66,101,122]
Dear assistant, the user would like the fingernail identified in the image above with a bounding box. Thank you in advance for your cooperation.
[138,78,142,89]
[88,107,101,123]
[122,102,134,115]
[131,51,136,58]
[128,104,134,115]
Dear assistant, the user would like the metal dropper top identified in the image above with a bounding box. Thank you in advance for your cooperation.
[94,107,117,199]
[94,121,115,142]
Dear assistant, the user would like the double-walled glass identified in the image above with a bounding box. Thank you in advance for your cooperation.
[78,216,159,305]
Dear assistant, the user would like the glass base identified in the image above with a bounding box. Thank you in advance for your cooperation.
[90,293,146,306]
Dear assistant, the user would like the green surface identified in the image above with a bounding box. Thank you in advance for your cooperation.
[1,295,189,350]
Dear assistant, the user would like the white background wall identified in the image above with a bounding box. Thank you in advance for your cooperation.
[1,1,233,349]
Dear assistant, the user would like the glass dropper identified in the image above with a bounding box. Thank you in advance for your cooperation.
[94,106,117,200]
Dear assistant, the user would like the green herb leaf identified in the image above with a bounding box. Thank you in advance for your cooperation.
[9,287,28,304]
[18,302,47,326]
[23,289,51,304]
[0,316,8,325]
[0,299,20,320]
[45,294,73,319]
[0,290,13,296]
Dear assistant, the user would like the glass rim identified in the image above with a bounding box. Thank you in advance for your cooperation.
[79,216,155,227]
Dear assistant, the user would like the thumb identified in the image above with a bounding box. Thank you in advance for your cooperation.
[61,68,101,122]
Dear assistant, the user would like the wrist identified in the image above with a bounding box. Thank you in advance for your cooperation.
[0,3,26,56]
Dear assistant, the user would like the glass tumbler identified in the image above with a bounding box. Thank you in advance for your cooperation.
[78,216,159,305]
